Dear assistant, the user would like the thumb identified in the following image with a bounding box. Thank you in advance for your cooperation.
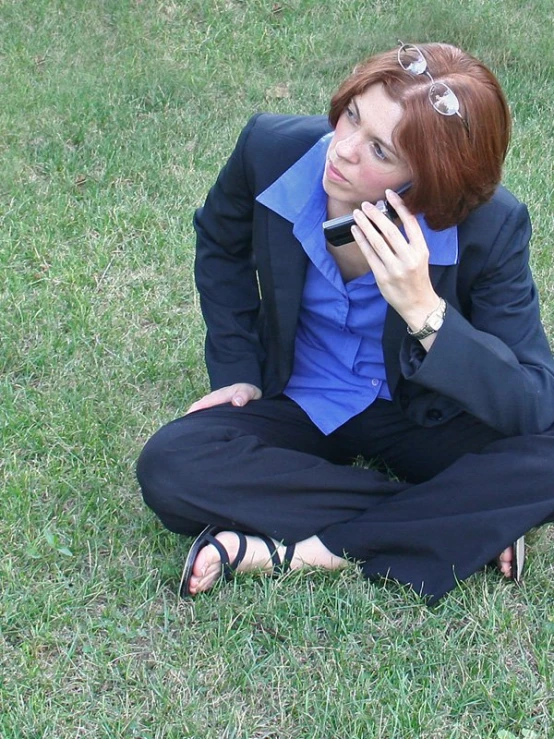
[231,383,261,407]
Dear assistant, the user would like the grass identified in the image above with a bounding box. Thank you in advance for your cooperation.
[1,0,553,737]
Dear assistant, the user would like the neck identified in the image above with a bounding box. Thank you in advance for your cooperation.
[326,197,359,221]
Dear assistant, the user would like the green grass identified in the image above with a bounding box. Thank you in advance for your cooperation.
[1,0,553,737]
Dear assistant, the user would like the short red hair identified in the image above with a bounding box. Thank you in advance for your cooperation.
[329,43,511,230]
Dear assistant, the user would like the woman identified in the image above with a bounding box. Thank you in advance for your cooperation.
[137,42,554,603]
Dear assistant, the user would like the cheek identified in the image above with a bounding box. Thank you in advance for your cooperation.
[355,162,391,189]
[352,165,407,204]
[357,157,410,191]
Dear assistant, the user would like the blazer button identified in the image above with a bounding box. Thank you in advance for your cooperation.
[426,408,443,422]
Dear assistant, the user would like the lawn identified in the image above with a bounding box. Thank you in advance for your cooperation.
[1,0,553,737]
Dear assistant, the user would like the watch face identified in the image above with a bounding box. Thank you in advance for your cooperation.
[429,313,444,330]
[428,300,446,331]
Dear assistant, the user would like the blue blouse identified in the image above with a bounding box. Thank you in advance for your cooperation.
[256,134,458,434]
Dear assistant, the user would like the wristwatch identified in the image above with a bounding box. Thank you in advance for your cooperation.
[407,298,447,340]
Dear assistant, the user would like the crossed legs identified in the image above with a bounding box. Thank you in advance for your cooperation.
[137,397,554,601]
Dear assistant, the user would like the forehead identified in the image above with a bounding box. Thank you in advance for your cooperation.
[353,83,404,142]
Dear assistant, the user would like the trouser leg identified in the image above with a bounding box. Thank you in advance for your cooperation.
[319,403,554,601]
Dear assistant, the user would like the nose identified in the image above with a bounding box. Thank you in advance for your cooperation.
[334,133,362,162]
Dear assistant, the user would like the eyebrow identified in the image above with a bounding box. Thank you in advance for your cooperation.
[351,97,399,158]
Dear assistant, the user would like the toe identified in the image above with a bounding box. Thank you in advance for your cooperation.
[497,546,513,578]
[189,542,224,594]
[189,533,243,594]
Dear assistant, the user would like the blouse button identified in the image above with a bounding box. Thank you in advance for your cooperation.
[426,408,443,421]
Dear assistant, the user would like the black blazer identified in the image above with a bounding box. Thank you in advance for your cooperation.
[194,113,554,436]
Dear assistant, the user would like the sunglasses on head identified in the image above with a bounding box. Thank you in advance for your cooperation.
[397,42,470,135]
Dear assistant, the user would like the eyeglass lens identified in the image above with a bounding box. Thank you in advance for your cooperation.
[429,83,460,116]
[398,45,427,75]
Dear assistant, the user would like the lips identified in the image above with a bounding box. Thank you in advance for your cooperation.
[326,159,348,183]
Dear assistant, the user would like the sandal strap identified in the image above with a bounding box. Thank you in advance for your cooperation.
[512,535,525,584]
[258,535,295,576]
[281,544,296,573]
[204,531,248,582]
[227,532,248,580]
[257,534,282,570]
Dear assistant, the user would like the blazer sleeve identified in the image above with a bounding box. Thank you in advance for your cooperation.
[399,199,554,435]
[193,114,265,391]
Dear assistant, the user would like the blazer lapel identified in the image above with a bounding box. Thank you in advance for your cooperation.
[265,211,308,353]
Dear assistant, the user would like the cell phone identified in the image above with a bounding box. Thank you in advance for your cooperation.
[322,182,412,247]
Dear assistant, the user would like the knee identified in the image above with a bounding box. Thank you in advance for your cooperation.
[136,435,163,514]
[136,424,206,536]
[136,418,194,514]
[136,413,225,515]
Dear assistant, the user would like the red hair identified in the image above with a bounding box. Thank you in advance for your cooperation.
[328,43,511,230]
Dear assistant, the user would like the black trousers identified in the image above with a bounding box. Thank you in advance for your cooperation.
[136,396,554,602]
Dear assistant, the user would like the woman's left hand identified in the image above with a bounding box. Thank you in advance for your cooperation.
[351,189,440,329]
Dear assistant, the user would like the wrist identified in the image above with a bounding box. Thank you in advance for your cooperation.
[406,298,447,340]
[402,296,439,329]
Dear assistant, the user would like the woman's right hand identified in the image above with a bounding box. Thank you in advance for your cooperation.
[185,383,262,414]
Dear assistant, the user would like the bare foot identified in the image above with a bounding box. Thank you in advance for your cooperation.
[497,545,513,578]
[292,535,349,571]
[188,532,348,595]
[188,531,277,595]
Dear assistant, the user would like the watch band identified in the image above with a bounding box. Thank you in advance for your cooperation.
[407,298,447,340]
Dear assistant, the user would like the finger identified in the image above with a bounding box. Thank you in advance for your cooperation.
[187,385,257,413]
[351,225,389,279]
[231,392,248,406]
[186,388,231,414]
[384,188,411,218]
[353,210,397,267]
[384,189,425,245]
[359,201,400,245]
[186,383,261,415]
[234,383,262,405]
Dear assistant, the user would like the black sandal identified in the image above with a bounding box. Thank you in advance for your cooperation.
[511,535,525,584]
[179,525,295,598]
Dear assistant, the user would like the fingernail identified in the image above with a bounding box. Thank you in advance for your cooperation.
[233,396,244,406]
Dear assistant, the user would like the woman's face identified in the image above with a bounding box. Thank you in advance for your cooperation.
[323,83,412,215]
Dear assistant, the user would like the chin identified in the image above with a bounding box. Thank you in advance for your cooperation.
[323,176,349,198]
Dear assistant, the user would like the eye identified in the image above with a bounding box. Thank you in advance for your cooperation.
[345,105,357,122]
[371,141,387,161]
